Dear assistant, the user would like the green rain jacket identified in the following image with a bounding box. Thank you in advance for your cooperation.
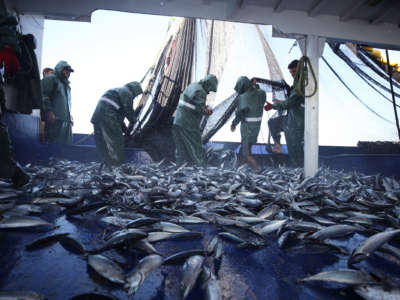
[273,88,305,167]
[0,0,19,178]
[42,61,72,122]
[91,82,142,126]
[232,76,265,154]
[41,61,73,144]
[172,74,218,165]
[174,74,218,129]
[0,1,19,53]
[90,82,143,166]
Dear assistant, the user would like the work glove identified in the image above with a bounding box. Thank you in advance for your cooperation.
[230,123,236,132]
[0,46,20,74]
[264,102,273,111]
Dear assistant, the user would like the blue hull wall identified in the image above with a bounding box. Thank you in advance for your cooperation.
[3,113,399,178]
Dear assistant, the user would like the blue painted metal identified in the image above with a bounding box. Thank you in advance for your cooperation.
[2,113,400,178]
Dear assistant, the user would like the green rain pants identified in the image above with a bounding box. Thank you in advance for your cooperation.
[93,123,124,166]
[239,122,260,157]
[284,126,304,167]
[45,120,73,145]
[172,124,205,166]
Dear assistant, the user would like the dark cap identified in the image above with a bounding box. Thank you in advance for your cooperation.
[64,66,74,72]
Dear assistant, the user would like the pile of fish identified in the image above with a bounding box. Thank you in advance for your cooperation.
[1,158,400,299]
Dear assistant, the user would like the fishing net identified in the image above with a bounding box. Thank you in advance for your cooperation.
[328,42,400,122]
[127,20,293,161]
[127,19,195,161]
[200,92,237,143]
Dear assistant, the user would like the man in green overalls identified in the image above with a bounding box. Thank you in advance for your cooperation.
[172,74,218,166]
[91,82,143,167]
[0,0,29,187]
[264,59,305,167]
[231,76,266,171]
[41,60,74,144]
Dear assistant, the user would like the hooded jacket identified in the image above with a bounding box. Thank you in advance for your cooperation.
[0,2,19,52]
[231,76,265,147]
[41,60,73,122]
[91,81,143,126]
[232,76,265,127]
[173,74,218,129]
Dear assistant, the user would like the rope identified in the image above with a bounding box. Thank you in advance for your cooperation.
[140,66,154,84]
[322,56,394,125]
[206,20,214,75]
[74,132,94,145]
[293,56,318,98]
[385,50,400,139]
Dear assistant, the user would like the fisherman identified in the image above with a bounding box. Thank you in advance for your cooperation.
[231,76,265,171]
[0,0,30,187]
[172,74,218,166]
[42,67,54,78]
[41,60,74,144]
[91,81,143,167]
[264,59,305,167]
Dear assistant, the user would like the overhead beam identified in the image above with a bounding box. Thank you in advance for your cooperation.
[369,1,399,25]
[307,0,325,17]
[226,0,244,19]
[340,0,367,22]
[273,0,286,13]
[10,0,400,49]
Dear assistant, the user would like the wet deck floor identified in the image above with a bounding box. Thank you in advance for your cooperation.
[2,200,397,299]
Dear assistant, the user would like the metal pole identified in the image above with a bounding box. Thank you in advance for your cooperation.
[385,50,400,140]
[303,35,322,178]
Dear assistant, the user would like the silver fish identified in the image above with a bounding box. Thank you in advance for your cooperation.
[0,291,47,300]
[153,221,190,233]
[88,254,125,284]
[105,228,148,248]
[354,285,400,300]
[125,254,164,295]
[130,239,159,255]
[181,255,204,299]
[300,269,377,285]
[0,216,53,229]
[201,266,221,300]
[310,224,361,240]
[348,229,400,265]
[256,219,288,236]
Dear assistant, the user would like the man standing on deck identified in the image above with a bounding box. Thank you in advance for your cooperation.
[264,59,305,167]
[172,74,218,166]
[41,60,74,144]
[231,76,266,171]
[42,67,54,78]
[91,81,143,167]
[0,0,30,187]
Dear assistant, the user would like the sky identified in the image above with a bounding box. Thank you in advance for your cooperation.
[41,10,400,146]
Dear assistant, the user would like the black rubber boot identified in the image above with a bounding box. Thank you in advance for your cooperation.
[11,166,30,188]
